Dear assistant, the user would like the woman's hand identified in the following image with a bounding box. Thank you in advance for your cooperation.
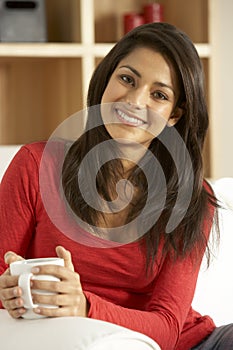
[0,252,26,318]
[31,246,89,318]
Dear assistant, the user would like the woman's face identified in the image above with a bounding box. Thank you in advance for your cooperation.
[101,47,183,148]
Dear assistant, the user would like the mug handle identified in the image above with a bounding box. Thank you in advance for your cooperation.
[18,273,38,309]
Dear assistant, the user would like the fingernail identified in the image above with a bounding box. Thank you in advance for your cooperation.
[16,298,23,307]
[31,267,40,273]
[4,252,12,263]
[19,308,25,314]
[13,288,19,296]
[34,308,41,313]
[4,252,11,259]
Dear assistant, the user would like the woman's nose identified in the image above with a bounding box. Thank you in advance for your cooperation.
[126,87,148,109]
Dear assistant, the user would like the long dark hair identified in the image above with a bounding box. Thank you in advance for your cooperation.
[62,23,218,267]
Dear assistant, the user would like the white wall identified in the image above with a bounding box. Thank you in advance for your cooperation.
[209,0,233,178]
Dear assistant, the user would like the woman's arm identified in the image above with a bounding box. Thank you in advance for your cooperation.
[83,252,202,350]
[0,146,39,272]
[0,146,88,319]
[0,146,41,315]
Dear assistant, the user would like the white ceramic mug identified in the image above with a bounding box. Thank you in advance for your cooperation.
[10,257,64,319]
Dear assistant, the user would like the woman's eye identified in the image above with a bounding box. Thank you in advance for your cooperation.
[120,75,135,86]
[152,91,168,100]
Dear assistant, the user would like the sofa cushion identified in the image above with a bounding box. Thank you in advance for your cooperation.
[192,178,233,326]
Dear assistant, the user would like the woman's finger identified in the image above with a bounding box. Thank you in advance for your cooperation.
[55,246,74,272]
[4,251,24,265]
[33,291,88,318]
[3,295,24,310]
[0,285,22,301]
[32,292,81,307]
[8,307,26,319]
[31,279,82,294]
[31,264,75,280]
[34,305,82,318]
[0,275,19,289]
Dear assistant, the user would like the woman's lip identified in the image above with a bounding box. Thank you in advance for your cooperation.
[115,108,146,126]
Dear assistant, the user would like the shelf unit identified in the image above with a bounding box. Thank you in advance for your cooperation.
[0,0,231,178]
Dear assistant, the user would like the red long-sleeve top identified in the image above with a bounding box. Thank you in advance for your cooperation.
[0,142,216,350]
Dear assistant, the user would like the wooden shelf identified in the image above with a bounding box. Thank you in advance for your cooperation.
[0,43,211,58]
[0,43,86,58]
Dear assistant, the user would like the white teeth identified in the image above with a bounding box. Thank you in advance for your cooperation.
[116,109,144,125]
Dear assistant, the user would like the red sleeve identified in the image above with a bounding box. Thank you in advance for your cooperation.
[0,146,39,276]
[84,255,198,349]
[84,200,215,350]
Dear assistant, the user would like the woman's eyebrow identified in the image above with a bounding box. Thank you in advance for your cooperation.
[155,82,175,95]
[119,65,141,78]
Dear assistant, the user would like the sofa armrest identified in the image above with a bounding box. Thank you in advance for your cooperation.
[0,310,160,350]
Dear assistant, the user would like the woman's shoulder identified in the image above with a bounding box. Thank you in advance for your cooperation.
[0,142,46,190]
[21,141,47,160]
[20,139,69,164]
[3,140,68,181]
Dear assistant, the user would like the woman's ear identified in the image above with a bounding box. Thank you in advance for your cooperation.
[167,105,184,127]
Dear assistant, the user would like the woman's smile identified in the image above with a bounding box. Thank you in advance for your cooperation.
[115,107,147,127]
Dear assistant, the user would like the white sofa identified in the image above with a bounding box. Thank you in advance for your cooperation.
[0,145,21,181]
[0,146,233,349]
[0,311,160,350]
[192,177,233,326]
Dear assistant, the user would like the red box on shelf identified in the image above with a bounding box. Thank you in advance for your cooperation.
[144,3,164,23]
[123,13,145,34]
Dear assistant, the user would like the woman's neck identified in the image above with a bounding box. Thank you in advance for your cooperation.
[118,143,148,174]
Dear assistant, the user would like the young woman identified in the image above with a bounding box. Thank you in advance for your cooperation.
[0,23,232,349]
